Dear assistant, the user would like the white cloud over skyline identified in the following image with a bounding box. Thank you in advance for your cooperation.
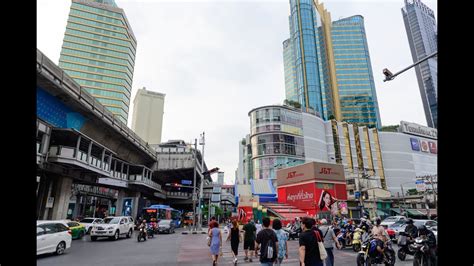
[37,0,437,184]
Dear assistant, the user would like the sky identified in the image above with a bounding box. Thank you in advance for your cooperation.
[37,0,437,185]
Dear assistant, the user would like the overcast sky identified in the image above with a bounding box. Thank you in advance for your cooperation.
[37,0,437,185]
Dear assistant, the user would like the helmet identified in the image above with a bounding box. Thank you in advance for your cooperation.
[405,218,414,224]
[375,217,382,225]
[418,225,428,234]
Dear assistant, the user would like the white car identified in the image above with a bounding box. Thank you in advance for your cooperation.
[37,220,72,256]
[79,217,104,234]
[90,216,135,241]
[381,216,407,228]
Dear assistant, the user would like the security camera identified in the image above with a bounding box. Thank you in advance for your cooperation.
[383,68,394,81]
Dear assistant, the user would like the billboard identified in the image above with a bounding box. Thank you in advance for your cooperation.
[428,141,437,154]
[400,121,437,139]
[420,140,429,153]
[276,161,345,187]
[410,138,420,151]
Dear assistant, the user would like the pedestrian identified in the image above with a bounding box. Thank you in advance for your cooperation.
[255,220,263,257]
[226,220,242,264]
[243,219,257,262]
[272,219,288,266]
[209,221,222,266]
[298,217,324,266]
[255,217,278,266]
[209,216,218,233]
[318,219,340,266]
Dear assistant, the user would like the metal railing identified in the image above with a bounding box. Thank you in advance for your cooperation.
[37,49,157,161]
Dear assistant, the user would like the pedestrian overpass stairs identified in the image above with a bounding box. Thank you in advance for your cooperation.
[261,202,307,225]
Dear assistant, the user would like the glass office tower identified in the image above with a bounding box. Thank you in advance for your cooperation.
[284,0,381,129]
[332,16,381,129]
[402,0,437,128]
[283,38,299,103]
[59,0,137,123]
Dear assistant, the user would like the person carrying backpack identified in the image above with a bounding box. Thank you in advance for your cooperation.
[255,217,278,266]
[272,219,289,266]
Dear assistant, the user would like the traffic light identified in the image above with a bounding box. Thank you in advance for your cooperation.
[200,204,204,209]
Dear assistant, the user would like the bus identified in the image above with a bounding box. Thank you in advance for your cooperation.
[141,205,182,228]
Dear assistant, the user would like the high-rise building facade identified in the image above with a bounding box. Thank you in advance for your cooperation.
[402,0,437,128]
[131,88,165,145]
[59,0,137,124]
[283,38,298,103]
[332,16,382,129]
[284,0,381,128]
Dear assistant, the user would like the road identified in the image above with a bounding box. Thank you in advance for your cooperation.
[37,227,416,265]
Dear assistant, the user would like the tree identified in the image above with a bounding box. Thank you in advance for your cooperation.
[381,125,400,132]
[406,188,419,196]
[328,115,335,120]
[284,99,301,109]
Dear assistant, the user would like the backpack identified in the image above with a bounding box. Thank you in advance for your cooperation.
[261,229,276,260]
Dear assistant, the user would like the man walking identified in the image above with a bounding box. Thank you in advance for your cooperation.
[318,219,340,266]
[255,217,278,266]
[299,217,324,266]
[243,220,257,262]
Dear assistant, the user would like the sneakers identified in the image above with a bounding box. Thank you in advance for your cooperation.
[233,258,238,264]
[249,258,253,263]
[244,257,248,262]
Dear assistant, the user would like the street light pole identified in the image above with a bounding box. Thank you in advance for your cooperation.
[192,139,197,231]
[383,51,438,82]
[198,132,205,231]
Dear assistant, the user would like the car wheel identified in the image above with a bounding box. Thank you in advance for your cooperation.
[127,229,132,238]
[91,236,97,241]
[113,230,119,241]
[55,241,66,255]
[79,231,85,239]
[87,228,92,235]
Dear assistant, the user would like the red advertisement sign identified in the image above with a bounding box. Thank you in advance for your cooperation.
[285,184,316,210]
[428,141,437,154]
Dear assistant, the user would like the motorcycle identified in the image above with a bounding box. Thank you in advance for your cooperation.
[288,225,302,240]
[397,231,416,261]
[137,227,147,242]
[352,228,365,252]
[147,225,155,239]
[337,228,352,248]
[356,236,395,266]
[411,236,437,266]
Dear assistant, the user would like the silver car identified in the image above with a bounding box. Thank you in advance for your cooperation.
[158,219,176,234]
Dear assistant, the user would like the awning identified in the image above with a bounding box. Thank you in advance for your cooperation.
[405,209,426,216]
[376,209,390,216]
[390,208,402,215]
[416,209,437,216]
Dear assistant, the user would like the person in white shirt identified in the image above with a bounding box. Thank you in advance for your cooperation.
[255,220,263,258]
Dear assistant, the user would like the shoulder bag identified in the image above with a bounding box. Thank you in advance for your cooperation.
[314,230,328,260]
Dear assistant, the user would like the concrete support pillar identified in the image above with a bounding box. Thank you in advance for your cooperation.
[116,190,126,216]
[51,177,74,220]
[132,192,141,220]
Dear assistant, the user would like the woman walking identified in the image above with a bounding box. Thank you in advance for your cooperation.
[209,221,222,266]
[272,219,289,266]
[227,220,241,264]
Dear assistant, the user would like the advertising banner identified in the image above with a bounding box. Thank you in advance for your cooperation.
[238,195,259,207]
[410,138,420,151]
[416,180,426,192]
[421,140,429,153]
[339,202,348,215]
[285,184,316,210]
[277,161,345,186]
[428,141,437,154]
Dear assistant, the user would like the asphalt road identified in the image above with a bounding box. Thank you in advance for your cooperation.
[37,227,417,265]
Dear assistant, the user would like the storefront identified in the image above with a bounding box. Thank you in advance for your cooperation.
[276,161,348,217]
[67,183,119,220]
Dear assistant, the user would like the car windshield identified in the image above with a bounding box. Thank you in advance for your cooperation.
[80,219,95,223]
[159,220,170,225]
[104,217,120,224]
[383,217,399,222]
[389,221,405,228]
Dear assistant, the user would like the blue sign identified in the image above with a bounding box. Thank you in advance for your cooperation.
[181,180,192,185]
[354,191,361,199]
[410,138,420,151]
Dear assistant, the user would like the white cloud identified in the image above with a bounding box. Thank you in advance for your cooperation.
[37,0,436,185]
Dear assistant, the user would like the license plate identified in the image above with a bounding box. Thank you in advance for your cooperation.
[96,231,105,234]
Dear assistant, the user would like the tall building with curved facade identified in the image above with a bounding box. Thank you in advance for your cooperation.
[59,0,137,124]
[283,0,381,128]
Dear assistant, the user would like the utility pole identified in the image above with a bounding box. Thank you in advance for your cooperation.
[198,132,205,231]
[192,138,197,231]
[400,184,406,215]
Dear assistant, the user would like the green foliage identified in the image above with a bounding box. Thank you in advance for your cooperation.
[284,99,301,109]
[381,125,400,132]
[328,115,335,120]
[406,188,419,196]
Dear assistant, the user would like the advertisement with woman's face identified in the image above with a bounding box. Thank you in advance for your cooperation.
[318,190,336,212]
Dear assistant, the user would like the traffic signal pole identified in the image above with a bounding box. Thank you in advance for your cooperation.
[192,138,197,231]
[198,132,205,231]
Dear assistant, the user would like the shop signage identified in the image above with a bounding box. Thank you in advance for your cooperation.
[420,140,429,153]
[46,197,54,208]
[181,180,192,185]
[416,180,426,192]
[98,178,128,188]
[400,121,437,139]
[410,138,420,151]
[428,142,437,154]
[277,161,345,186]
[72,184,119,199]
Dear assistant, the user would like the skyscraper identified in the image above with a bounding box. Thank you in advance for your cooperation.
[131,88,165,145]
[402,0,437,128]
[59,0,137,124]
[283,38,298,103]
[283,0,381,128]
[332,16,382,129]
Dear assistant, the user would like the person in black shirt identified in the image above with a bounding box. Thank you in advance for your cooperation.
[404,219,418,239]
[299,217,324,266]
[255,217,278,266]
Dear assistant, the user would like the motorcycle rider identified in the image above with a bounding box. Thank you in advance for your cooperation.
[417,225,437,263]
[371,217,389,258]
[404,218,418,240]
[139,219,148,237]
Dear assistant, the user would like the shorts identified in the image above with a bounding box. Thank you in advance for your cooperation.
[244,239,255,250]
